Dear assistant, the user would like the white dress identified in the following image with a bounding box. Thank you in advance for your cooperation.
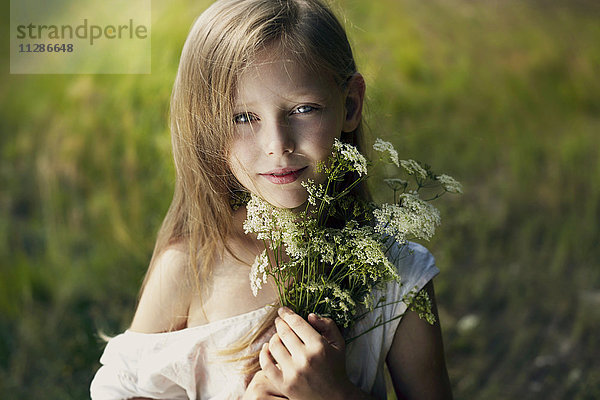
[90,242,439,400]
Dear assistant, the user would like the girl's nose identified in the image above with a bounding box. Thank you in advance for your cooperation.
[262,120,295,156]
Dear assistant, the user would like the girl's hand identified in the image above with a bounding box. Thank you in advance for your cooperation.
[243,370,288,399]
[259,307,355,400]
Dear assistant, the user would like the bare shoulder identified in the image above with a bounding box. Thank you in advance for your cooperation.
[130,242,193,333]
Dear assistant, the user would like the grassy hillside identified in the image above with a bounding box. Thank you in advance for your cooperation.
[1,0,599,398]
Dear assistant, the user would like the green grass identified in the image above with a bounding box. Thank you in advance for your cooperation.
[1,0,599,398]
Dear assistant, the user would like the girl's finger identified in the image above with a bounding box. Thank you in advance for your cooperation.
[274,316,305,356]
[259,343,283,386]
[307,313,345,351]
[245,370,288,400]
[277,307,322,344]
[267,333,293,370]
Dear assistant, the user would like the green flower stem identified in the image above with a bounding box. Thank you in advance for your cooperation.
[423,191,446,202]
[345,310,407,344]
[332,176,363,201]
[352,298,406,321]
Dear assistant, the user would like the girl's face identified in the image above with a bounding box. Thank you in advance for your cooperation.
[228,48,362,209]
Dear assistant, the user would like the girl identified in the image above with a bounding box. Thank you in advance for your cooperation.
[90,0,453,399]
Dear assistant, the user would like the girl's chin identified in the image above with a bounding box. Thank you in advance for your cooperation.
[267,198,308,210]
[257,192,308,210]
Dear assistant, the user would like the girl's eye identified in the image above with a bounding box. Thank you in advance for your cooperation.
[233,112,256,124]
[292,105,317,115]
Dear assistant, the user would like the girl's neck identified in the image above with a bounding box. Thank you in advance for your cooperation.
[226,206,263,263]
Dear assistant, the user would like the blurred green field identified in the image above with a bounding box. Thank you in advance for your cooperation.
[1,0,599,398]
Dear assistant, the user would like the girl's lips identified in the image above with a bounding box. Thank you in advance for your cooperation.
[260,167,307,184]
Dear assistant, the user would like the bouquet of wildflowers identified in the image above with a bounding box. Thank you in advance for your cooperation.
[243,138,461,334]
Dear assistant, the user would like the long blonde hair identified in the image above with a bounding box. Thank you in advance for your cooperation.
[142,0,369,371]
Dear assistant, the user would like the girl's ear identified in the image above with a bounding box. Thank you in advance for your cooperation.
[342,73,366,133]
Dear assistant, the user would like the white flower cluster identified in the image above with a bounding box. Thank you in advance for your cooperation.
[243,195,276,240]
[304,281,356,327]
[307,223,398,287]
[244,194,306,295]
[243,194,297,242]
[249,250,269,296]
[348,226,392,266]
[436,174,463,194]
[400,159,428,179]
[347,225,399,282]
[333,138,368,176]
[301,179,325,206]
[373,138,400,167]
[310,229,338,265]
[373,194,441,244]
[282,222,306,260]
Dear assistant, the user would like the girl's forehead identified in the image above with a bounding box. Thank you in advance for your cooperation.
[241,41,328,80]
[239,48,336,89]
[234,56,339,106]
[243,47,303,74]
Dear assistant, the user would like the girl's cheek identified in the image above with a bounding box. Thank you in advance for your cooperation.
[228,140,251,162]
